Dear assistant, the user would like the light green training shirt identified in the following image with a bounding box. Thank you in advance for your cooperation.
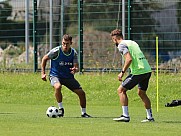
[118,40,152,75]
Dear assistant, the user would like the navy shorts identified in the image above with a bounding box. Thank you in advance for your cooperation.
[49,76,82,91]
[122,72,151,91]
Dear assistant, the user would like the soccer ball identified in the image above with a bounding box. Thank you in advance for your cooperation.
[46,106,59,118]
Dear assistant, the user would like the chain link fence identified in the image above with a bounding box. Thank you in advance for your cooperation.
[0,0,180,72]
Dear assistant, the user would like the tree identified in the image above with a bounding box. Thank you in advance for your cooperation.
[130,1,162,39]
[67,0,121,33]
[0,2,12,30]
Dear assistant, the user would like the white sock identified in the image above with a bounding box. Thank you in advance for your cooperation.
[146,109,153,119]
[81,108,86,115]
[58,102,63,109]
[122,106,129,117]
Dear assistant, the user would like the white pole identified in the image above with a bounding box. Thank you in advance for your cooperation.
[49,0,53,50]
[122,0,125,67]
[25,0,29,63]
[122,0,125,38]
[61,0,64,39]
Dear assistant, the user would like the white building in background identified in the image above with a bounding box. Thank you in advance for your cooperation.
[3,0,34,21]
[151,3,180,40]
[2,0,71,21]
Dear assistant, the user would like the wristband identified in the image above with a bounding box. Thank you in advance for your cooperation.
[121,70,125,73]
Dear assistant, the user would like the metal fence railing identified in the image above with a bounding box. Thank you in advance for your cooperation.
[0,0,180,73]
[130,0,181,72]
[0,0,34,69]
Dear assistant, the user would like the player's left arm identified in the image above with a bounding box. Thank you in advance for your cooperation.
[70,50,79,74]
[70,63,79,74]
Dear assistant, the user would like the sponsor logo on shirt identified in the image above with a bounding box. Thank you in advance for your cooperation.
[59,61,73,66]
[139,57,146,60]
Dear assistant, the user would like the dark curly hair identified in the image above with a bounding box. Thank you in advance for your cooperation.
[110,29,123,39]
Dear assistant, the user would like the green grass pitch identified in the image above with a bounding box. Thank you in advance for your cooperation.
[0,73,180,136]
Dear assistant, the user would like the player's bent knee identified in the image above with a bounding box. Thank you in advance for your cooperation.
[138,90,146,97]
[117,87,126,94]
[75,89,85,96]
[54,83,62,90]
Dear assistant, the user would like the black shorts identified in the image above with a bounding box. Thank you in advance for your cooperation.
[122,72,151,91]
[49,76,82,91]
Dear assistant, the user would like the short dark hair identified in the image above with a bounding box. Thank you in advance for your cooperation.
[110,29,123,39]
[63,34,72,41]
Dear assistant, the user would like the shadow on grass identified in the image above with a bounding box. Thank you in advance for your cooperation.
[163,121,181,124]
[63,116,115,119]
[0,112,15,115]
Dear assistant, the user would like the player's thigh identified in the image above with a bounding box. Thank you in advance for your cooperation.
[122,74,139,90]
[62,78,82,91]
[49,76,62,89]
[138,72,151,91]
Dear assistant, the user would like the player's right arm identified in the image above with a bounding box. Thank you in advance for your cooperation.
[41,47,59,81]
[41,55,50,81]
[117,43,132,81]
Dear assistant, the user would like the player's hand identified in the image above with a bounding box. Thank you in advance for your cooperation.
[118,72,124,81]
[70,67,78,74]
[41,73,47,81]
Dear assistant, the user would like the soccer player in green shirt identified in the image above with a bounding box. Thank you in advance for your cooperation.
[111,29,154,123]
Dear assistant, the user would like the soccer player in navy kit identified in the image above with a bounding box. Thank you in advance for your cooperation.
[41,34,91,118]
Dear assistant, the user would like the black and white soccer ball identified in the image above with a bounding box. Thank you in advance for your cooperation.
[46,106,59,118]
